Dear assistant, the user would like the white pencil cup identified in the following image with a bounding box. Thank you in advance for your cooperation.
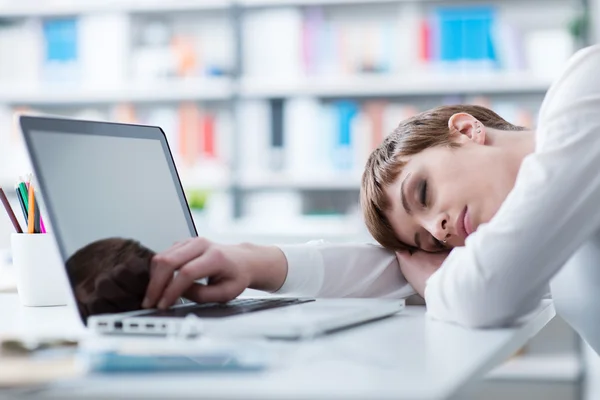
[11,233,69,307]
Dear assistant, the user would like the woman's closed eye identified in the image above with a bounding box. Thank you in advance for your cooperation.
[419,180,428,207]
[415,178,445,252]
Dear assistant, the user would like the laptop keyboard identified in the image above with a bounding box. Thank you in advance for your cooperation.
[145,298,315,318]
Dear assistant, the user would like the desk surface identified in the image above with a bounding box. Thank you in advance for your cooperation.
[0,293,555,400]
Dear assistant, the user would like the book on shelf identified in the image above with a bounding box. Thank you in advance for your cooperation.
[132,13,234,83]
[238,97,537,184]
[239,3,575,81]
[0,10,234,89]
[242,7,303,79]
[0,19,42,87]
[124,102,233,184]
[79,12,129,89]
[0,103,232,189]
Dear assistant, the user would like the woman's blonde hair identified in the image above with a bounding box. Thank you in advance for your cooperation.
[360,104,526,251]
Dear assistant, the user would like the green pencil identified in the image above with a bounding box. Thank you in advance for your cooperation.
[18,182,28,210]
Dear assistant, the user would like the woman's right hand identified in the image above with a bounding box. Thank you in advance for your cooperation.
[142,238,288,310]
[396,250,450,298]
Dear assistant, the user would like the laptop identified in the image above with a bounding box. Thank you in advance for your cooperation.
[19,115,404,340]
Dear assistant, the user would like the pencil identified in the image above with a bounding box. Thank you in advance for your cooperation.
[27,175,46,233]
[15,185,27,225]
[18,182,28,210]
[33,198,40,234]
[40,214,46,234]
[0,188,23,233]
[27,183,35,234]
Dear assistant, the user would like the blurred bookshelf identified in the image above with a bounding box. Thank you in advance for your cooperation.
[238,173,361,190]
[239,73,553,98]
[240,0,413,6]
[0,78,234,105]
[0,0,585,244]
[0,0,231,17]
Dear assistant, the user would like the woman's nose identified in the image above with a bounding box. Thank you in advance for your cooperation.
[426,215,450,242]
[438,218,450,241]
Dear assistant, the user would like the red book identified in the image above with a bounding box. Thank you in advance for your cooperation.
[419,19,431,63]
[201,113,216,159]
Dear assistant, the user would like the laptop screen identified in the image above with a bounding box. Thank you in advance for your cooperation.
[21,118,196,323]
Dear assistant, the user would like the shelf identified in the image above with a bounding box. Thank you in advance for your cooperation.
[0,0,231,18]
[0,73,551,105]
[181,178,231,191]
[240,0,407,6]
[239,73,553,98]
[486,353,582,382]
[0,78,234,105]
[238,173,361,190]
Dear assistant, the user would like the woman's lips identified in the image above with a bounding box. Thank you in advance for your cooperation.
[464,207,473,237]
[457,207,468,240]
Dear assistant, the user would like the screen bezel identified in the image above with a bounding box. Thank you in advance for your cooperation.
[19,115,199,323]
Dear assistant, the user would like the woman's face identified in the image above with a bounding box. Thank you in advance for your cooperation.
[384,121,515,252]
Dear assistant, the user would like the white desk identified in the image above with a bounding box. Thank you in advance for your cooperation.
[0,293,554,400]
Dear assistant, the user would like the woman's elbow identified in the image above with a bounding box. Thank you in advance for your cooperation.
[427,275,531,328]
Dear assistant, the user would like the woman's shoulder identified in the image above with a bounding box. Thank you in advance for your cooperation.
[561,44,600,84]
[569,44,600,64]
[539,45,600,123]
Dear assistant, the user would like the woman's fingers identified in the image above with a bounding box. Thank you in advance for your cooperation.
[395,250,450,298]
[156,247,227,309]
[143,238,211,308]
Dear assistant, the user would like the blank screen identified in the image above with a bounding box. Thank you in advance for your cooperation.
[28,130,195,258]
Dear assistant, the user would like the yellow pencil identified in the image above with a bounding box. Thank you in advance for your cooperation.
[27,183,35,234]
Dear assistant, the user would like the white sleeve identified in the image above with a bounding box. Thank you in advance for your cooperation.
[276,241,416,299]
[424,45,600,328]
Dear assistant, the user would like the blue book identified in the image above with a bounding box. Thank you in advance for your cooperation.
[435,6,497,65]
[331,101,359,171]
[437,8,462,63]
[462,7,496,63]
[43,18,78,63]
[42,17,79,83]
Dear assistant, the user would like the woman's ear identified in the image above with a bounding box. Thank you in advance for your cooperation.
[448,113,486,145]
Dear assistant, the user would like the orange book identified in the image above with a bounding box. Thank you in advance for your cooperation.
[172,35,197,77]
[179,103,201,167]
[113,103,137,123]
